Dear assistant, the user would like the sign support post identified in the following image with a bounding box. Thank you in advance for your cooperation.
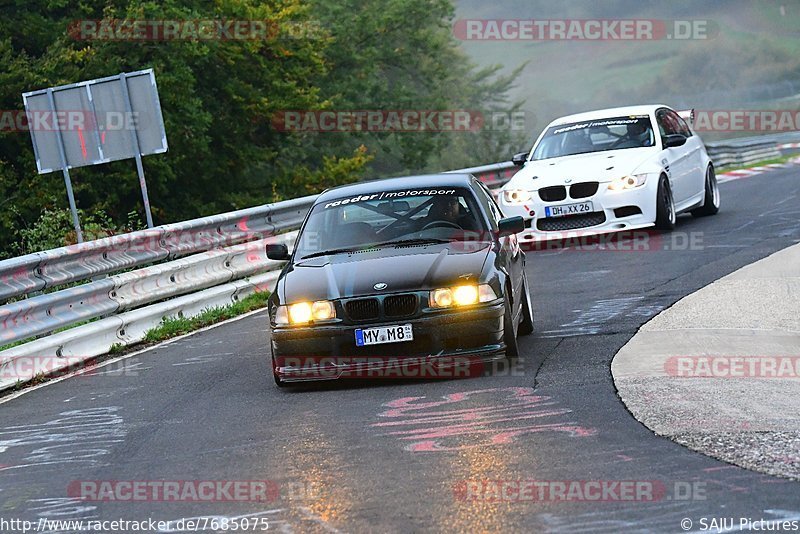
[119,72,154,228]
[46,88,84,243]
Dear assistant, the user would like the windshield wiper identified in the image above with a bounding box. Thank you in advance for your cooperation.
[299,238,451,260]
[298,247,357,260]
[368,238,452,248]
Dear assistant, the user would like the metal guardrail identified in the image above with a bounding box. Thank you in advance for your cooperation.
[1,132,799,391]
[0,195,316,302]
[706,141,781,168]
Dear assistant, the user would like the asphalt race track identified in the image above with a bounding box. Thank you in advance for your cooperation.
[1,168,799,533]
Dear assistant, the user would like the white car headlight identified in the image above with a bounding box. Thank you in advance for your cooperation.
[608,174,648,191]
[502,189,531,204]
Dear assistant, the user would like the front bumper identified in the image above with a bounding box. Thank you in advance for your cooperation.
[500,182,657,243]
[271,302,505,382]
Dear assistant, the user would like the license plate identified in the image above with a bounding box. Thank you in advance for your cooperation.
[545,201,593,218]
[355,324,413,346]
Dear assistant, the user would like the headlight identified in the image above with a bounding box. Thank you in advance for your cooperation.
[275,300,336,325]
[429,284,498,308]
[311,300,336,320]
[502,189,531,204]
[608,174,647,191]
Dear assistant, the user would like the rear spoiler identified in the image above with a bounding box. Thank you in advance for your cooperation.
[677,108,695,125]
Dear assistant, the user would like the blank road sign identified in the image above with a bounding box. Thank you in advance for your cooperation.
[22,69,168,174]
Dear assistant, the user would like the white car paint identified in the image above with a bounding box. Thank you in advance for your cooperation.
[500,104,713,241]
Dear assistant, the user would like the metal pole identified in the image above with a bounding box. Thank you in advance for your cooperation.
[46,88,84,243]
[119,72,154,228]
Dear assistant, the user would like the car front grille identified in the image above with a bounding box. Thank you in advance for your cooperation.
[538,186,567,202]
[536,212,607,231]
[344,294,419,321]
[384,294,418,317]
[569,182,599,198]
[345,298,380,321]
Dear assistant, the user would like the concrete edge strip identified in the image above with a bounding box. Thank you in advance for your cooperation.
[611,243,800,478]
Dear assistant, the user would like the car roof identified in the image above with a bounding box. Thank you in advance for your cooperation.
[548,104,670,126]
[314,173,475,203]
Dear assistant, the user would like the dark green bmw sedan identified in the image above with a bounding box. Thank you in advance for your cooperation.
[266,173,533,386]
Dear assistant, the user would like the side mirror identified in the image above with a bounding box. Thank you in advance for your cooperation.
[498,216,525,237]
[267,243,290,261]
[663,133,687,148]
[511,152,529,166]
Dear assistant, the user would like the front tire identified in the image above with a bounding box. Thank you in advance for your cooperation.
[503,291,520,359]
[518,271,534,336]
[655,175,676,231]
[691,164,720,217]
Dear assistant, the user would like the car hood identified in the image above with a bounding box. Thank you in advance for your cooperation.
[505,148,657,189]
[277,242,492,303]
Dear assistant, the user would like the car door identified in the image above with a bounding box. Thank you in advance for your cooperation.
[656,108,693,205]
[474,180,524,308]
[674,112,706,203]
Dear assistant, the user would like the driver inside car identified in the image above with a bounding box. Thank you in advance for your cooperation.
[625,121,652,147]
[418,196,478,231]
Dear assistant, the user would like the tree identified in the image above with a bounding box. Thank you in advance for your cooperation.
[0,0,525,257]
[0,0,369,255]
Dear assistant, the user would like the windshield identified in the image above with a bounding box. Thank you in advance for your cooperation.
[294,187,489,259]
[531,115,655,160]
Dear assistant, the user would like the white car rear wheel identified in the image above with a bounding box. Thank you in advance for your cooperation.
[691,164,720,217]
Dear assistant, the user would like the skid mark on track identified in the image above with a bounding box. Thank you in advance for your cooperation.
[172,354,228,367]
[372,387,596,452]
[0,407,126,472]
[539,296,646,338]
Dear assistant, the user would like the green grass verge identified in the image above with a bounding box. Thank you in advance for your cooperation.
[142,291,270,344]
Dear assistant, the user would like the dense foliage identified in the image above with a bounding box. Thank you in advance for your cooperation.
[0,0,522,256]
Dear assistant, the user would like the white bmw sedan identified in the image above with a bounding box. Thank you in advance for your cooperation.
[499,105,719,241]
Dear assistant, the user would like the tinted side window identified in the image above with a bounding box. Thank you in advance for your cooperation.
[487,191,505,221]
[472,179,501,229]
[656,109,679,137]
[671,112,693,137]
